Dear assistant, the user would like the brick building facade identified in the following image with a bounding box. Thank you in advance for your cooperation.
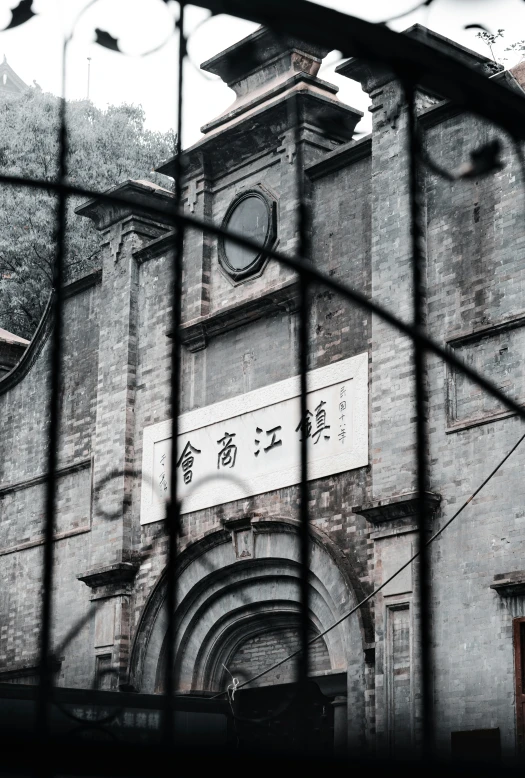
[1,24,525,759]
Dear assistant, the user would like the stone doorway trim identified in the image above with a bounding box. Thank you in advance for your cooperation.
[129,516,371,747]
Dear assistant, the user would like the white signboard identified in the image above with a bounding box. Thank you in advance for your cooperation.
[140,352,368,522]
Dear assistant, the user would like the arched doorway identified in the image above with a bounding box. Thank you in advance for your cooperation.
[130,516,370,751]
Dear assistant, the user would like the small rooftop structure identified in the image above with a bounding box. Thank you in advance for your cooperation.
[157,26,362,179]
[0,327,29,377]
[0,56,27,95]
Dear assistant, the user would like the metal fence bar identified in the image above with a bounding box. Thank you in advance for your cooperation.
[163,0,186,743]
[405,81,433,753]
[2,0,525,764]
[0,172,520,428]
[291,77,311,736]
[36,42,69,750]
[190,0,525,141]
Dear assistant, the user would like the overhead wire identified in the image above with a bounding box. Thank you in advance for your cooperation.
[212,424,525,697]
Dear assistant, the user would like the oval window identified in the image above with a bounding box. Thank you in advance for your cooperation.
[219,190,276,281]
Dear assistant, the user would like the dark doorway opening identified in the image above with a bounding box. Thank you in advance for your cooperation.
[230,679,334,755]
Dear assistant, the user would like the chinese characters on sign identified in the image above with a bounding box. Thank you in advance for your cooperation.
[295,400,331,444]
[158,453,168,492]
[254,426,282,456]
[338,386,347,444]
[217,432,237,469]
[175,441,201,484]
[174,395,341,485]
[142,353,368,521]
[172,384,347,498]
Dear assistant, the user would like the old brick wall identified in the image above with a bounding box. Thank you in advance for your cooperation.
[0,279,100,687]
[228,626,330,687]
[132,143,374,631]
[2,28,524,760]
[130,137,374,750]
[424,111,525,755]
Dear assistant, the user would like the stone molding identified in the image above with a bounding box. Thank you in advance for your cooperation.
[0,655,62,682]
[352,491,441,525]
[0,456,91,497]
[133,230,175,264]
[336,23,500,94]
[63,268,102,299]
[128,515,374,694]
[306,136,372,181]
[490,571,525,597]
[169,278,301,351]
[200,26,329,93]
[76,179,175,232]
[156,91,360,181]
[78,561,139,601]
[201,72,342,135]
[445,312,525,434]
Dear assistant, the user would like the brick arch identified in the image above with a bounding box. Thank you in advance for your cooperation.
[209,611,331,690]
[129,517,368,739]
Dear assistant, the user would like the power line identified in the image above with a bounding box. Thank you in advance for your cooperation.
[214,425,525,697]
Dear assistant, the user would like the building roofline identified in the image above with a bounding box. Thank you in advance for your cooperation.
[0,269,102,396]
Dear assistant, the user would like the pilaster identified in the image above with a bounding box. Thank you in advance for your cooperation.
[76,179,174,686]
[339,48,428,755]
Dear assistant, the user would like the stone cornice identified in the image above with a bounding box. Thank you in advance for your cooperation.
[157,91,361,180]
[133,230,175,264]
[168,278,301,351]
[336,23,500,94]
[78,562,139,600]
[306,136,371,180]
[76,179,175,231]
[63,268,102,299]
[353,491,441,524]
[200,26,329,91]
[490,571,525,597]
[200,72,341,135]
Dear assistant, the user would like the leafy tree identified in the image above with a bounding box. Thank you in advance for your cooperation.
[0,87,175,338]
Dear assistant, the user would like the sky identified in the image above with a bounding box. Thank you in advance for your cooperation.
[1,0,525,149]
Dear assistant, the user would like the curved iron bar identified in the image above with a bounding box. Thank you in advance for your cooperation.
[212,424,525,697]
[3,0,525,758]
[52,667,124,728]
[69,0,178,58]
[380,0,435,26]
[93,468,156,520]
[190,0,525,141]
[0,172,521,426]
[184,11,223,81]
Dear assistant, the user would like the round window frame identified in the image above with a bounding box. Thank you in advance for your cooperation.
[218,188,277,283]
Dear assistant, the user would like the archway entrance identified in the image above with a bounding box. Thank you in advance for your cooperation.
[130,517,368,752]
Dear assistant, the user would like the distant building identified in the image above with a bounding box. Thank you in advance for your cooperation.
[0,56,27,95]
[0,328,28,377]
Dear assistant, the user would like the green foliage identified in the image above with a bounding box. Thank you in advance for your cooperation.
[475,28,525,66]
[0,88,175,338]
[475,29,505,62]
